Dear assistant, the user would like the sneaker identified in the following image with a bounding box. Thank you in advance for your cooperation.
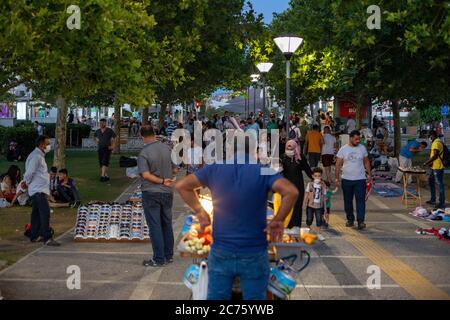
[426,200,436,205]
[434,204,445,210]
[31,236,44,243]
[165,258,174,264]
[322,222,329,229]
[357,222,367,230]
[317,234,326,241]
[100,176,106,182]
[143,259,165,267]
[346,221,354,227]
[104,176,110,182]
[44,239,61,247]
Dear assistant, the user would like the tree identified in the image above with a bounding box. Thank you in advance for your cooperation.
[265,0,450,156]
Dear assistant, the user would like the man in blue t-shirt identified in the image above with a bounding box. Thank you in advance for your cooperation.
[176,153,298,300]
[395,140,427,183]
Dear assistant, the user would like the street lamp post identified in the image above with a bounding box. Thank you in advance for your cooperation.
[256,63,273,126]
[250,74,259,117]
[274,36,303,133]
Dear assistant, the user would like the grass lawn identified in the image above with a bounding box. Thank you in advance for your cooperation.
[0,150,136,270]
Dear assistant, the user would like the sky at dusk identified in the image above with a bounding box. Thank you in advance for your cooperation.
[249,0,290,24]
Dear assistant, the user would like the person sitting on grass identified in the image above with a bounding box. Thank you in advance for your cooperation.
[6,140,22,162]
[56,169,81,207]
[1,165,21,203]
[9,180,31,207]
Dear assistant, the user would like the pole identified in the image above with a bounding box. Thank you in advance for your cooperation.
[285,59,291,134]
[262,73,266,127]
[253,84,256,116]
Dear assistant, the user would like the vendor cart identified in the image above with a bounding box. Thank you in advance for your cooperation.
[179,240,313,300]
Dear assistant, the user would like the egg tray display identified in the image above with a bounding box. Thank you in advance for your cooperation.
[74,203,150,243]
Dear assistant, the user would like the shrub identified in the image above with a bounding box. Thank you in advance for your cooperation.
[0,126,38,159]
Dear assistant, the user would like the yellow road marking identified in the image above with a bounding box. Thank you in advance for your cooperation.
[330,215,450,300]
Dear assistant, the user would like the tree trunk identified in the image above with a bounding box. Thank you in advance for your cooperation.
[53,96,68,169]
[355,94,362,130]
[113,96,121,154]
[392,100,401,158]
[142,107,149,125]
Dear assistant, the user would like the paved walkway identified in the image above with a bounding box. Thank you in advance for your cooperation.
[0,179,449,300]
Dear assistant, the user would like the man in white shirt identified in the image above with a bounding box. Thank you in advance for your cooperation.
[335,130,372,230]
[24,135,60,246]
[345,116,357,133]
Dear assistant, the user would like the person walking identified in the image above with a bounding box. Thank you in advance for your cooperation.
[93,118,117,182]
[395,140,428,183]
[175,144,299,300]
[321,126,337,185]
[345,116,356,134]
[281,140,313,230]
[24,135,60,246]
[424,130,446,209]
[138,125,177,267]
[304,124,324,168]
[335,130,372,230]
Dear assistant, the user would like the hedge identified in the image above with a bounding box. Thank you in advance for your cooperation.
[0,126,38,159]
[0,123,93,158]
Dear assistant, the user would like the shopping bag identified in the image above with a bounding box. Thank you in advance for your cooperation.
[192,261,208,300]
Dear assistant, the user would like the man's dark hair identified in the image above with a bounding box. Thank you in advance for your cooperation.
[429,130,437,139]
[312,167,323,174]
[100,118,107,122]
[50,166,57,173]
[349,130,361,138]
[420,141,428,148]
[59,168,68,175]
[35,135,50,147]
[312,124,320,130]
[34,121,39,124]
[140,125,155,137]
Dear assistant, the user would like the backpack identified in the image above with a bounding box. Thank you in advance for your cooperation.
[438,141,450,167]
[288,126,298,140]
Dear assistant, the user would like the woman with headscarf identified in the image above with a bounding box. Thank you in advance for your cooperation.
[280,140,313,229]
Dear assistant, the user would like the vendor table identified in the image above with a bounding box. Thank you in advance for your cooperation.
[398,167,427,207]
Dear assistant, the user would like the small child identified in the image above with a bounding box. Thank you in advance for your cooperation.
[304,167,327,240]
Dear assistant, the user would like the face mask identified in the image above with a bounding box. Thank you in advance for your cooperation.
[314,178,321,184]
[44,145,51,153]
[285,150,295,157]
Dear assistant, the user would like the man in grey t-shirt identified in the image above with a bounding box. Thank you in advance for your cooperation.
[138,125,176,267]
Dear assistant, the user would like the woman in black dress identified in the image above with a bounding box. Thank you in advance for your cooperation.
[281,139,313,229]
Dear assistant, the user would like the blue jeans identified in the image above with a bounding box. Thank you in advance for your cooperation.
[341,179,366,223]
[429,169,445,206]
[207,247,269,300]
[306,206,323,227]
[56,185,80,203]
[30,193,52,241]
[142,191,174,264]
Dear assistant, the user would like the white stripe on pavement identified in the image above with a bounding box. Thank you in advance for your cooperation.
[368,196,390,210]
[393,213,431,229]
